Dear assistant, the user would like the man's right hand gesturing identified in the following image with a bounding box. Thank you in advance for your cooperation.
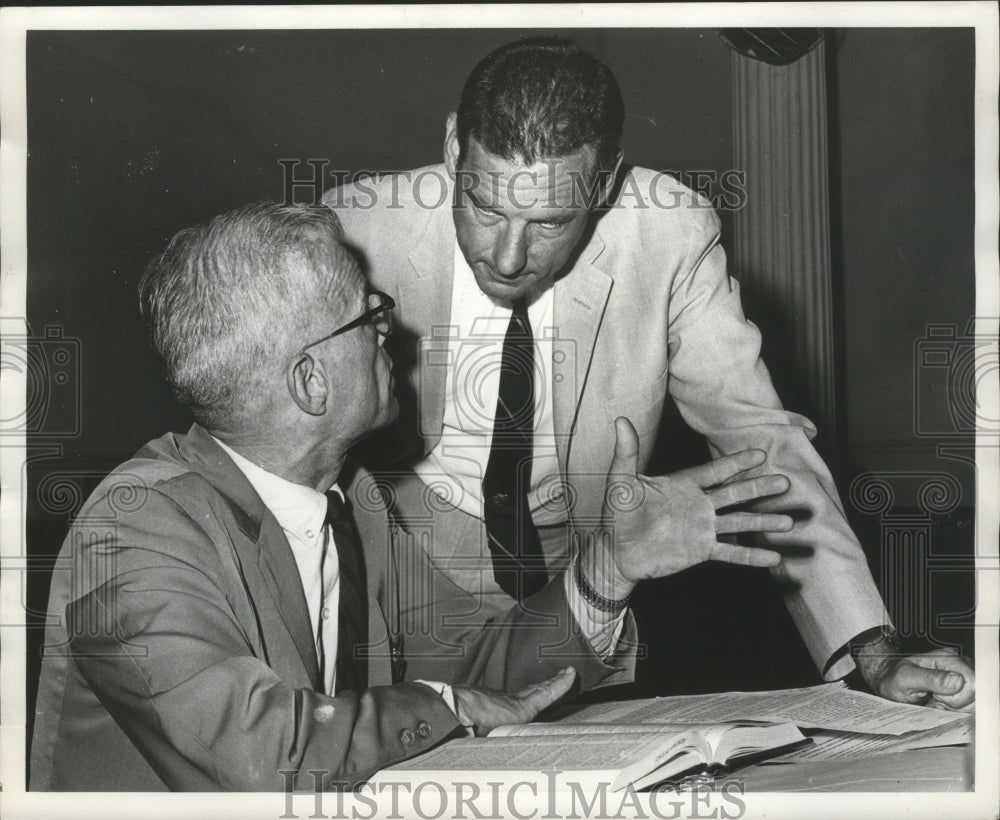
[583,417,794,601]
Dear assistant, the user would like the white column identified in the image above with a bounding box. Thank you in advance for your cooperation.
[732,41,836,443]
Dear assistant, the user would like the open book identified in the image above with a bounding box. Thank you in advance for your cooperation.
[376,721,807,792]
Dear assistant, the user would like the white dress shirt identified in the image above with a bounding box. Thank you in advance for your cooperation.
[413,242,564,524]
[412,244,627,658]
[213,438,460,711]
[214,438,342,695]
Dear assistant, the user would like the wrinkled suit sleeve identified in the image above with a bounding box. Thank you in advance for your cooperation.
[383,526,637,694]
[663,206,889,678]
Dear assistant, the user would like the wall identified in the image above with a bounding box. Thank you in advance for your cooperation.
[834,29,975,474]
[829,29,976,663]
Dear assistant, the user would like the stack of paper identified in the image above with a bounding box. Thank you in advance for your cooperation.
[555,681,973,766]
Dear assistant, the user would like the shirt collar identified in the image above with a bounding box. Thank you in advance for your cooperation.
[211,436,342,544]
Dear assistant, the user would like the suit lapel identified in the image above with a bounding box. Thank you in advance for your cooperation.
[553,228,613,475]
[401,196,456,450]
[179,425,321,689]
[398,188,615,474]
[252,516,322,689]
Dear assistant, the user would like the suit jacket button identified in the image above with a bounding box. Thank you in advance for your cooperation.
[399,728,416,747]
[416,721,431,738]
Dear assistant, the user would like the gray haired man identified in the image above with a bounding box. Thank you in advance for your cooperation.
[31,201,792,791]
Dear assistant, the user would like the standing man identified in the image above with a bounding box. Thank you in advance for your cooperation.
[324,37,974,708]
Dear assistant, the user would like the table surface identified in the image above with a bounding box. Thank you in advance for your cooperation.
[715,746,972,792]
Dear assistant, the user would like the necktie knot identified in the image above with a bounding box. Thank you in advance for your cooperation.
[511,297,531,334]
[325,491,347,527]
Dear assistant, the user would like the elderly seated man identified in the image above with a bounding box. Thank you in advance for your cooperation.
[31,201,795,792]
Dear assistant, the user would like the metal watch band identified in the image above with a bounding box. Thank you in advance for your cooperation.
[572,550,630,613]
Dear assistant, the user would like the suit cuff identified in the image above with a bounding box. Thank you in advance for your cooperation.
[415,680,474,736]
[823,623,898,681]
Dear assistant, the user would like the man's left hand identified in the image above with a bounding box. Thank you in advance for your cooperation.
[452,667,578,737]
[860,647,975,712]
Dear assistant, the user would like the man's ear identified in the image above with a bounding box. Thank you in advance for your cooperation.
[597,149,625,205]
[286,352,328,416]
[443,112,460,178]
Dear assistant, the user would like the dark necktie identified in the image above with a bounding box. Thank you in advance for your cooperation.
[482,297,548,600]
[324,492,368,694]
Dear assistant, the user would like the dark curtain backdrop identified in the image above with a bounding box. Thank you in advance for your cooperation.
[24,28,975,747]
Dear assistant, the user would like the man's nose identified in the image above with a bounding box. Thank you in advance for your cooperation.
[492,222,527,277]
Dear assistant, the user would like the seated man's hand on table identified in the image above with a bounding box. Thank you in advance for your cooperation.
[858,646,975,712]
[452,667,577,737]
[580,417,794,601]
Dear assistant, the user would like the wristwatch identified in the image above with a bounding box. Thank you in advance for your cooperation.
[849,625,903,660]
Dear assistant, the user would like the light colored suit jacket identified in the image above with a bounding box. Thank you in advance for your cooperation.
[30,425,626,791]
[325,165,889,678]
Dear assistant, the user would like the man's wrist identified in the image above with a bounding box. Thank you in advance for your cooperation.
[849,626,903,689]
[572,550,629,613]
[563,565,627,658]
[849,625,902,655]
[573,533,635,611]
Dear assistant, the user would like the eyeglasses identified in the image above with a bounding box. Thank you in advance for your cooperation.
[298,290,395,354]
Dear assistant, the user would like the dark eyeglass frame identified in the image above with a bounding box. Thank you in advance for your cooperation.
[298,290,395,355]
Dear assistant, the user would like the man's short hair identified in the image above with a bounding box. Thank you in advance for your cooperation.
[456,37,624,174]
[138,202,348,430]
